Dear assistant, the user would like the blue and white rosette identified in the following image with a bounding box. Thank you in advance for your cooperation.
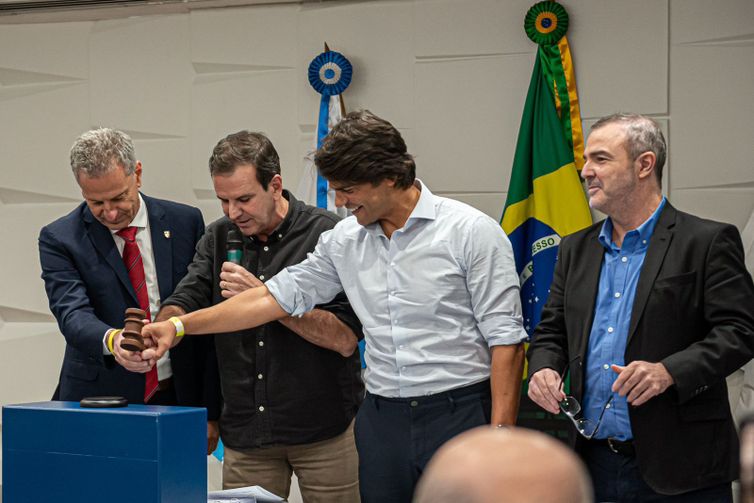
[308,50,352,208]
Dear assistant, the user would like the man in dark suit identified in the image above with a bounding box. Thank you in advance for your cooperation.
[39,128,221,454]
[527,113,754,502]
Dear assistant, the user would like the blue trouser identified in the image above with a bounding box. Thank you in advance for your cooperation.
[354,380,491,503]
[582,440,733,502]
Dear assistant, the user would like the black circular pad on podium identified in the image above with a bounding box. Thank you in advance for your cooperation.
[80,396,128,408]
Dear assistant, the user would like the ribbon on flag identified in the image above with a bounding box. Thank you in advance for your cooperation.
[303,48,353,210]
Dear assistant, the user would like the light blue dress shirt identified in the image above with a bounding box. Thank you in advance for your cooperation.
[267,181,528,397]
[584,197,666,440]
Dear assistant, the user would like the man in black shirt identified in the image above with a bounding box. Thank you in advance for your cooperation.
[158,131,363,501]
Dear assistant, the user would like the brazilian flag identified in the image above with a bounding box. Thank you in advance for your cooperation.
[502,1,592,341]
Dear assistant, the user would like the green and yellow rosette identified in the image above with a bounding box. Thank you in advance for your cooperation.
[524,1,569,46]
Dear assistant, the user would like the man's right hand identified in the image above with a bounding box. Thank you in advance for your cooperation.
[528,368,565,415]
[111,329,154,374]
[141,320,178,362]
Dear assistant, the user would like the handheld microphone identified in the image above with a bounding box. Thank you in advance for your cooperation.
[226,229,243,265]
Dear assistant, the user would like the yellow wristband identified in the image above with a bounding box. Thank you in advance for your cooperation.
[107,329,121,354]
[168,316,185,338]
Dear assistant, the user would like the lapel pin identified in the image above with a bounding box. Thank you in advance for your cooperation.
[164,230,171,239]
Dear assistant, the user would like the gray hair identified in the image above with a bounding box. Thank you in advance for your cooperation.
[591,113,666,185]
[70,128,137,179]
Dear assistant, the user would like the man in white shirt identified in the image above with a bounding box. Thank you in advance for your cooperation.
[142,111,527,502]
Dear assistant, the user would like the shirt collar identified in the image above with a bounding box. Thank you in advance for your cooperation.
[407,179,438,222]
[111,193,147,236]
[364,179,437,237]
[598,196,667,252]
[250,190,295,244]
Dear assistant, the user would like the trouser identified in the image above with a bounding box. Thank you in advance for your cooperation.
[354,380,491,503]
[223,420,359,503]
[582,440,733,502]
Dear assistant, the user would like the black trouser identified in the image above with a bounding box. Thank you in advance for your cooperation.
[582,440,732,502]
[354,380,491,503]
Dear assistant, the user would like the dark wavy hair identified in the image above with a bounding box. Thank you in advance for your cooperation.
[209,131,280,190]
[315,110,416,189]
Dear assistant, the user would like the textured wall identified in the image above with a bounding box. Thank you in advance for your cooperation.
[0,0,752,472]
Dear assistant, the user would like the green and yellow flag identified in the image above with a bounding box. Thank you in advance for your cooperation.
[502,1,591,341]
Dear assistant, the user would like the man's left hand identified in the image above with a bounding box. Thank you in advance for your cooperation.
[612,361,674,406]
[220,261,262,298]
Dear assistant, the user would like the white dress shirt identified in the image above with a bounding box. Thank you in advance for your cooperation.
[267,181,526,397]
[105,194,171,380]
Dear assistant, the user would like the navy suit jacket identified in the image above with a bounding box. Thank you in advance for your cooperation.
[39,194,220,418]
[528,203,754,494]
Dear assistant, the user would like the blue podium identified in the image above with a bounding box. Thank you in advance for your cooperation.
[3,401,206,503]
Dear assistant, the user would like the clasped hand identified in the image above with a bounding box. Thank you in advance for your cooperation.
[528,360,674,413]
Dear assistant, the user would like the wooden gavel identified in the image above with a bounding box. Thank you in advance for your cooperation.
[119,307,148,352]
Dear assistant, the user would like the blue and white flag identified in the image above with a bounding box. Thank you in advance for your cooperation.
[297,49,352,216]
[297,94,348,217]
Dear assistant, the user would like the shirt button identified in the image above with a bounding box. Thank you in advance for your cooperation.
[410,400,419,407]
[605,403,612,409]
[258,405,265,412]
[258,341,264,347]
[257,373,263,380]
[614,292,621,298]
[259,275,265,280]
[642,239,647,245]
[278,234,283,239]
[603,364,609,370]
[621,257,628,263]
[607,327,614,333]
[263,246,269,252]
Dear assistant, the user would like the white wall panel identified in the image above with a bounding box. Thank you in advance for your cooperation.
[414,54,532,193]
[191,5,298,68]
[0,84,89,198]
[670,45,754,189]
[672,187,754,232]
[90,15,192,136]
[566,0,668,118]
[0,333,64,402]
[297,1,414,129]
[440,192,507,222]
[414,0,533,57]
[190,71,300,195]
[0,22,90,78]
[671,0,754,44]
[135,138,197,202]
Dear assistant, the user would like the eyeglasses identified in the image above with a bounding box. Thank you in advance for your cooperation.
[558,357,614,439]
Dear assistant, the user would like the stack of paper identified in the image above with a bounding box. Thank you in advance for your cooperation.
[208,486,285,503]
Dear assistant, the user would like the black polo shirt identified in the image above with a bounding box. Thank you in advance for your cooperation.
[165,191,364,448]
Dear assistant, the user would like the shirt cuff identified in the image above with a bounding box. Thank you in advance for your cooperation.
[266,271,302,316]
[478,316,528,346]
[103,328,116,355]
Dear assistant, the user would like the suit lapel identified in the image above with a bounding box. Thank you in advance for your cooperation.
[83,206,137,304]
[576,228,606,361]
[145,196,173,301]
[626,204,676,345]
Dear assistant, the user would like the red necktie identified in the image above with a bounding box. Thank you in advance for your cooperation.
[116,226,159,402]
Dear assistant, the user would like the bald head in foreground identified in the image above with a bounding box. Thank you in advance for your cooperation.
[413,427,593,503]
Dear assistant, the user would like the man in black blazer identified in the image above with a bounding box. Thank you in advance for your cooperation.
[527,113,754,502]
[39,128,221,453]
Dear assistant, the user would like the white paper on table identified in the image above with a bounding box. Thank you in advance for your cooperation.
[208,485,285,502]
